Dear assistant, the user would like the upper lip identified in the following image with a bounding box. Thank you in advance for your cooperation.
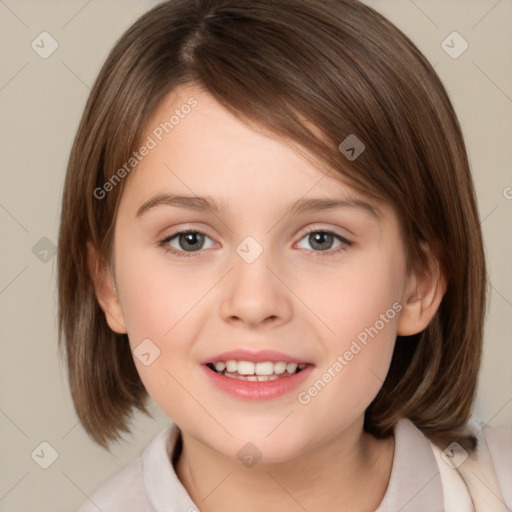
[201,349,312,365]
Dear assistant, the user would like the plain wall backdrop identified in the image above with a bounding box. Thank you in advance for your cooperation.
[1,0,511,510]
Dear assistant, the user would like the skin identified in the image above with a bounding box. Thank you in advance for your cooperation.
[91,84,446,511]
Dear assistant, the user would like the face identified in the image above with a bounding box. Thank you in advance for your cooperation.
[102,84,418,463]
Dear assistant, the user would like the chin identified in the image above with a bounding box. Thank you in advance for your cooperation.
[216,430,311,467]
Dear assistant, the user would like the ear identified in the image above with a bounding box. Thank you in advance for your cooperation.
[397,244,447,336]
[86,241,127,334]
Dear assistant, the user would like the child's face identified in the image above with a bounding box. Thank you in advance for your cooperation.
[104,84,417,462]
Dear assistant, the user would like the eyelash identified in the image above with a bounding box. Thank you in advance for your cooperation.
[158,227,353,259]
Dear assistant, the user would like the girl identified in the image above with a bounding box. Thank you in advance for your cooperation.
[58,0,511,510]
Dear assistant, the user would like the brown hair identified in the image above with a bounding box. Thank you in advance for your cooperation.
[58,0,486,451]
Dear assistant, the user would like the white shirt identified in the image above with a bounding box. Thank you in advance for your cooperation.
[77,418,512,512]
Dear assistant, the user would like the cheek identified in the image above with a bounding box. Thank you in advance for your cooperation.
[299,250,405,346]
[114,250,209,414]
[294,255,403,415]
[116,249,208,340]
[335,256,404,377]
[296,313,399,433]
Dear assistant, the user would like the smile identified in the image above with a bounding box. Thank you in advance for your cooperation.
[206,360,308,381]
[202,352,314,400]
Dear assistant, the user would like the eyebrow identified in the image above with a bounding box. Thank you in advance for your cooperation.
[136,193,380,219]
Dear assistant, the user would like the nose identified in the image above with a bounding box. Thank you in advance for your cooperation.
[219,247,293,329]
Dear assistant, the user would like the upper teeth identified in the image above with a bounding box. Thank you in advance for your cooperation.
[214,360,307,375]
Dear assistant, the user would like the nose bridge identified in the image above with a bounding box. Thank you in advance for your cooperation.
[219,236,292,327]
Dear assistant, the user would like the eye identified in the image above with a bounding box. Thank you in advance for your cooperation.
[296,228,352,255]
[159,227,352,259]
[159,230,216,258]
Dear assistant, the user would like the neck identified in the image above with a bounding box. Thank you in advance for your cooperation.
[174,418,394,512]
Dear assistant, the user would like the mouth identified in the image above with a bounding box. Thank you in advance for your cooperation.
[201,351,314,400]
[205,360,309,381]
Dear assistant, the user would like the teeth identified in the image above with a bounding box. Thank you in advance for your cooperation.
[273,362,287,374]
[255,362,274,375]
[224,372,280,381]
[286,363,298,374]
[212,359,307,378]
[257,375,279,381]
[215,361,226,372]
[226,360,238,372]
[237,361,255,375]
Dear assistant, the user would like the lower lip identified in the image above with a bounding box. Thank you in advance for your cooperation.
[202,364,314,400]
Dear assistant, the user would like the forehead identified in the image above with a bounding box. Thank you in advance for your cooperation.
[118,85,393,226]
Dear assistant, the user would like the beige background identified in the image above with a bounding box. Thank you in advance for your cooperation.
[0,0,511,510]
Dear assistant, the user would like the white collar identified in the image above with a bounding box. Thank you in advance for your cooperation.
[376,418,444,511]
[141,418,444,511]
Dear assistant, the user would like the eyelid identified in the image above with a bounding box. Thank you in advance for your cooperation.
[158,223,353,244]
[293,226,353,255]
[296,224,353,244]
[158,226,215,246]
[158,223,354,258]
[158,228,216,259]
[158,223,214,241]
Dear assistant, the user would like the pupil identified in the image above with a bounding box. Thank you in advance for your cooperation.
[310,232,332,250]
[180,232,203,251]
[177,232,333,252]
